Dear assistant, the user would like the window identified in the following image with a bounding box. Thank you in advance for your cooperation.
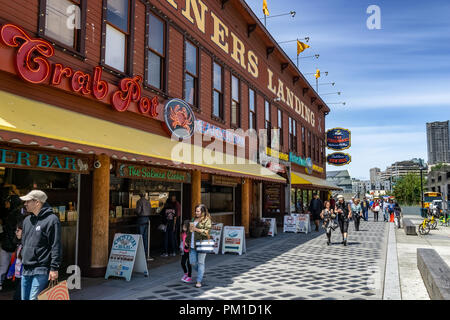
[212,62,223,119]
[302,126,306,156]
[265,100,271,147]
[104,0,130,73]
[312,135,316,161]
[147,13,165,90]
[289,117,297,153]
[231,75,240,127]
[308,131,311,158]
[40,0,84,53]
[277,109,283,146]
[184,41,198,106]
[249,88,256,130]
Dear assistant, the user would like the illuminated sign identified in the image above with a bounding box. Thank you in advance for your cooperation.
[326,128,351,151]
[266,147,289,162]
[327,153,351,166]
[163,99,195,139]
[195,119,245,147]
[289,152,313,173]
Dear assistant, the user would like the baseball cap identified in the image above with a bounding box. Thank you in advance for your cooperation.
[337,195,344,199]
[20,190,48,203]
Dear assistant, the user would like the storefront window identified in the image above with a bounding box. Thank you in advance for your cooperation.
[201,183,233,213]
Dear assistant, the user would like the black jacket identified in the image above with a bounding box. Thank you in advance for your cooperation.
[22,204,62,274]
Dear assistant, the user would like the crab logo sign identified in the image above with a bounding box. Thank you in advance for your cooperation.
[163,99,196,140]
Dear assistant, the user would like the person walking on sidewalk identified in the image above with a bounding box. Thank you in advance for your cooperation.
[161,200,178,257]
[20,190,61,300]
[187,204,212,288]
[361,197,370,221]
[179,220,192,283]
[388,199,395,223]
[394,202,402,228]
[136,193,151,258]
[372,199,380,222]
[351,198,363,231]
[335,195,352,246]
[320,201,336,245]
[308,193,324,232]
[382,198,390,222]
[0,195,23,292]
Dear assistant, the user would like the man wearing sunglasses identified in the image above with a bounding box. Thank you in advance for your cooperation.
[19,190,61,300]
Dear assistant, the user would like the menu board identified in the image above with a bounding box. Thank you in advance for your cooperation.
[264,183,282,214]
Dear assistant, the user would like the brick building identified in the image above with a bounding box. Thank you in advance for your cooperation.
[0,0,335,277]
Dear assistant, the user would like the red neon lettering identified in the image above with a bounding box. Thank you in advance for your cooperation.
[92,66,108,100]
[71,71,91,95]
[51,64,73,85]
[151,96,159,117]
[0,24,54,84]
[111,76,142,112]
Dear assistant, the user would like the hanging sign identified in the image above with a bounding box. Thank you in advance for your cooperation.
[105,234,149,281]
[326,128,351,151]
[222,226,246,255]
[261,218,277,237]
[327,152,351,166]
[163,99,196,140]
[209,223,224,254]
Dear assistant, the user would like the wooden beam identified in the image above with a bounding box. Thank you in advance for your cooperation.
[311,97,317,104]
[303,88,309,96]
[293,76,300,85]
[281,63,289,72]
[247,24,257,37]
[266,46,275,59]
[221,0,229,9]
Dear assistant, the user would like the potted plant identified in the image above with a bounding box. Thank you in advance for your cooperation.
[250,218,265,238]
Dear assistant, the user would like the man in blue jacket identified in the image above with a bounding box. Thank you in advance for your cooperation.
[20,190,61,300]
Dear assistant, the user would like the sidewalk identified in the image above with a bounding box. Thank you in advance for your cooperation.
[396,213,450,300]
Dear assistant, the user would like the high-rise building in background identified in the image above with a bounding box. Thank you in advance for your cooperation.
[370,167,380,183]
[427,121,450,165]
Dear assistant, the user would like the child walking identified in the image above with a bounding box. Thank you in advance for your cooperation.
[180,220,192,283]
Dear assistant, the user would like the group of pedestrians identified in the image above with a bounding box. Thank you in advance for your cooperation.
[370,198,402,227]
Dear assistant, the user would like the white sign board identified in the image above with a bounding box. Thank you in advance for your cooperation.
[222,226,246,255]
[296,214,311,234]
[261,218,277,237]
[105,233,149,281]
[283,215,298,233]
[209,223,224,254]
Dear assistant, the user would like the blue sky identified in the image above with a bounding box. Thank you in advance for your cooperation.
[245,0,450,179]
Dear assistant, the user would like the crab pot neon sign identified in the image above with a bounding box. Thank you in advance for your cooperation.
[0,23,158,118]
[163,99,196,140]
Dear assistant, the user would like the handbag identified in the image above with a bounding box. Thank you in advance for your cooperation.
[38,280,70,300]
[157,223,167,232]
[195,235,215,254]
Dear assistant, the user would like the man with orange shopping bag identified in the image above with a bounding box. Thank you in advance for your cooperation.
[19,190,62,300]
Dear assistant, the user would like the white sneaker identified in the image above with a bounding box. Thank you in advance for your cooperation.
[171,252,177,257]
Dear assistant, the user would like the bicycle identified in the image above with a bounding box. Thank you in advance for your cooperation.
[418,214,438,235]
[439,213,449,227]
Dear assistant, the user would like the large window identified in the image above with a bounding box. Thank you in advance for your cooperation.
[231,75,240,127]
[249,88,256,130]
[147,13,165,90]
[184,41,198,107]
[212,62,223,119]
[40,0,84,53]
[265,100,271,147]
[308,131,312,158]
[302,126,306,156]
[277,109,283,146]
[104,0,130,73]
[289,117,297,153]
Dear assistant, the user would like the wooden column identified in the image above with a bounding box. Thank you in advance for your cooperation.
[191,170,201,217]
[90,154,110,272]
[241,178,250,235]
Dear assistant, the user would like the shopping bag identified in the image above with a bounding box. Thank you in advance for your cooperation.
[195,239,215,254]
[38,280,70,300]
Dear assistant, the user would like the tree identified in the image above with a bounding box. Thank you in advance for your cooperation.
[392,173,422,206]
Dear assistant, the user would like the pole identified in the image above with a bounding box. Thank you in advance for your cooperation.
[264,15,266,27]
[420,168,424,217]
[297,54,299,69]
[316,78,318,92]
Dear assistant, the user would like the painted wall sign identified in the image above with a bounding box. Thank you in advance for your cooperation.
[326,128,351,151]
[266,161,286,174]
[195,119,245,147]
[289,153,313,172]
[211,175,240,187]
[0,23,159,119]
[0,147,91,174]
[222,226,246,255]
[117,163,190,183]
[163,99,195,139]
[312,165,324,173]
[327,152,352,166]
[266,147,289,162]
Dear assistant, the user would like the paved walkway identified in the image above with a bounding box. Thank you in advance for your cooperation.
[70,217,389,300]
[396,213,450,300]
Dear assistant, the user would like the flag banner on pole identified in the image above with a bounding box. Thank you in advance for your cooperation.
[263,0,269,16]
[314,69,321,79]
[297,40,310,55]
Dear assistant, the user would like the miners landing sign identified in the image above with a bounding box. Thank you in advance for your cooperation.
[326,128,351,151]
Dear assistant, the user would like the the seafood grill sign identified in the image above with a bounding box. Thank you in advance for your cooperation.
[326,128,351,151]
[327,153,351,166]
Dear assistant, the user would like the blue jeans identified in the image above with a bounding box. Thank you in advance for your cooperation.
[189,248,206,283]
[363,209,368,221]
[21,274,49,300]
[139,223,149,258]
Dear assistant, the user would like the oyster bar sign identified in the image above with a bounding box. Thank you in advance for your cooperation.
[0,24,159,119]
